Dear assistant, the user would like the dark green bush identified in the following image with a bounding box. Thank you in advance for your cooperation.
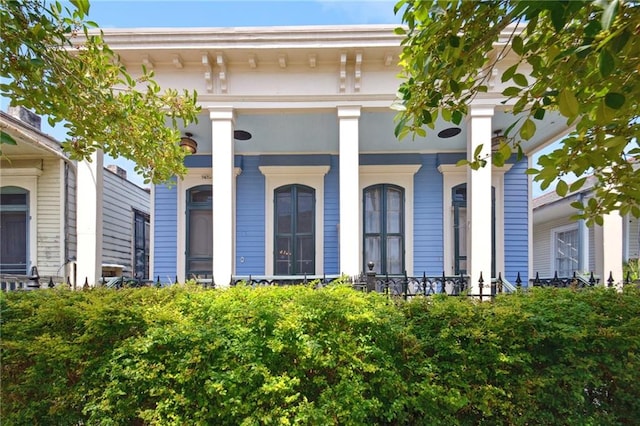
[2,284,639,425]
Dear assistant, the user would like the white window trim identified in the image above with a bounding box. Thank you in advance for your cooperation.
[438,164,512,277]
[149,184,155,281]
[176,167,241,283]
[360,164,421,275]
[0,169,41,273]
[260,165,329,276]
[550,223,579,275]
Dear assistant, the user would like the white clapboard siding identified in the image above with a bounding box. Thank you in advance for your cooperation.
[101,169,150,276]
[532,216,572,277]
[36,159,64,276]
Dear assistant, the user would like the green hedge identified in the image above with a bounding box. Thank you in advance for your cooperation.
[2,283,639,425]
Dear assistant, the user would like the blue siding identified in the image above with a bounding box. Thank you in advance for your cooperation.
[504,157,529,285]
[413,154,444,275]
[235,156,265,274]
[324,155,340,274]
[259,154,332,167]
[361,153,423,165]
[184,154,242,168]
[154,180,177,284]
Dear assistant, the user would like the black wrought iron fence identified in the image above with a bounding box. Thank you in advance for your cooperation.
[4,265,638,295]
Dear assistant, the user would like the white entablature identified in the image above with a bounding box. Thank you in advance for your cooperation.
[90,24,532,103]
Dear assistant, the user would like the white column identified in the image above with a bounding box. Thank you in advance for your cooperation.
[601,212,623,287]
[466,105,494,295]
[578,218,589,272]
[338,106,361,277]
[210,108,235,287]
[76,151,103,287]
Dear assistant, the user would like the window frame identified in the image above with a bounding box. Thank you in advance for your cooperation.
[0,172,39,275]
[450,183,496,276]
[438,164,510,278]
[133,209,150,280]
[363,184,405,275]
[274,184,316,275]
[260,165,329,276]
[359,164,420,275]
[185,184,213,279]
[551,224,580,277]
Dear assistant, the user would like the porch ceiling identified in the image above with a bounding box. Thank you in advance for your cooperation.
[177,108,569,155]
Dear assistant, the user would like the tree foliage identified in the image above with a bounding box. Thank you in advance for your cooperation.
[394,0,640,224]
[2,284,640,424]
[1,0,200,183]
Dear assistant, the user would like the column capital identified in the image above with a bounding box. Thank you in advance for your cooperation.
[337,105,361,119]
[209,107,235,121]
[467,104,495,118]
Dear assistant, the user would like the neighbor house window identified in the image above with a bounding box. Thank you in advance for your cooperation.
[554,226,579,276]
[0,186,29,274]
[274,184,315,275]
[186,185,212,279]
[363,184,404,275]
[133,210,150,279]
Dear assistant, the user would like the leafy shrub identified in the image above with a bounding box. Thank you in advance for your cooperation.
[2,284,639,425]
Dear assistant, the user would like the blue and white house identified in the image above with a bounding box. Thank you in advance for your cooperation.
[92,24,599,290]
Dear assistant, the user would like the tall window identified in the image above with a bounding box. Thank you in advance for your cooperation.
[133,211,150,279]
[363,184,404,275]
[0,186,28,274]
[554,227,579,276]
[452,185,467,276]
[274,185,315,275]
[452,184,496,276]
[186,185,212,279]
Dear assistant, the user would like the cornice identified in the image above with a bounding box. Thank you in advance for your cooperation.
[90,24,404,50]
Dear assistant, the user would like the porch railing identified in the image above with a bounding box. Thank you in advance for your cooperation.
[4,265,637,296]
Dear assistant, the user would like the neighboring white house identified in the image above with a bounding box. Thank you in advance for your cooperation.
[0,108,150,286]
[65,23,587,290]
[532,176,637,281]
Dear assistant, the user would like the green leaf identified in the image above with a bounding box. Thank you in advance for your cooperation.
[502,86,521,97]
[604,92,625,109]
[525,168,539,175]
[550,5,566,32]
[512,73,528,87]
[512,35,524,55]
[394,27,406,35]
[556,179,569,197]
[533,108,545,120]
[1,132,18,145]
[501,64,518,83]
[569,177,587,192]
[601,0,619,31]
[595,100,614,125]
[558,89,579,117]
[452,110,463,125]
[598,49,614,77]
[473,143,484,159]
[519,118,536,140]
